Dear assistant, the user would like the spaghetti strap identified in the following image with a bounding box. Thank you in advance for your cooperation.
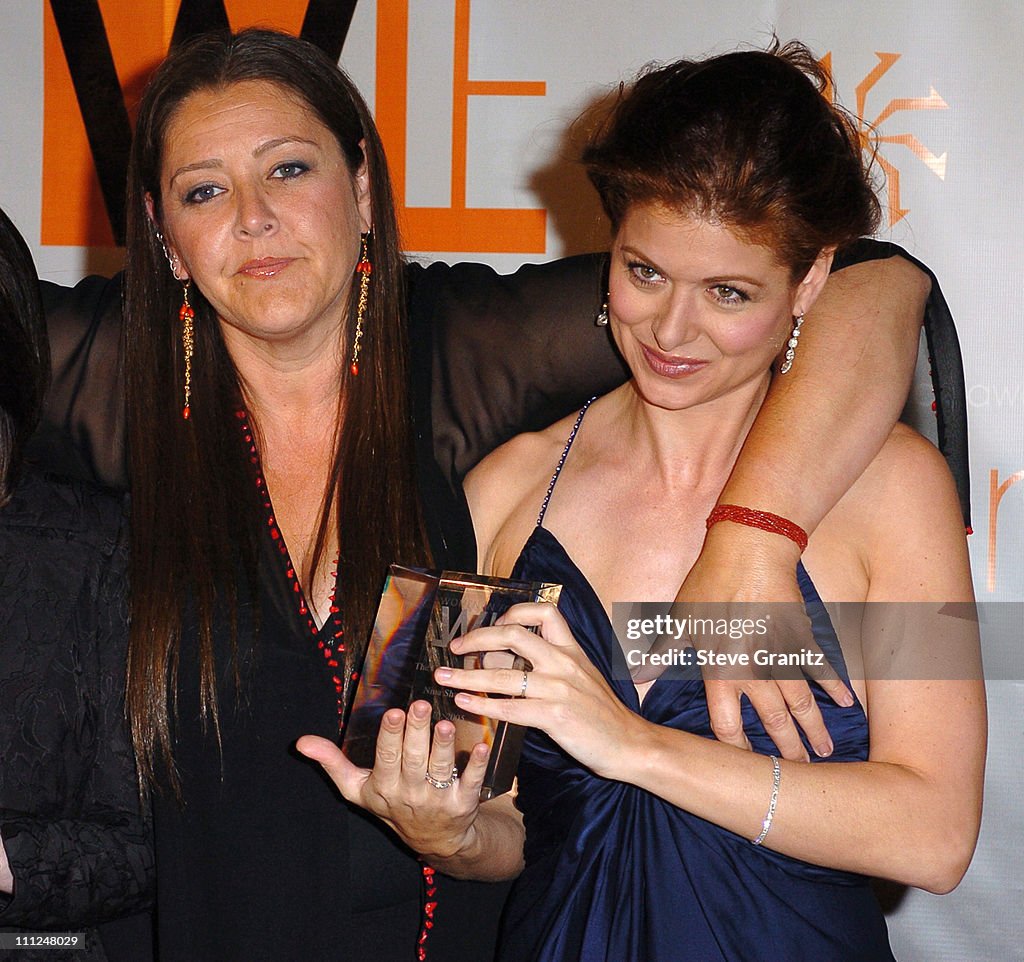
[536,397,596,527]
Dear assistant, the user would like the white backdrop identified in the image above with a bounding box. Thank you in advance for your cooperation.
[0,2,1020,958]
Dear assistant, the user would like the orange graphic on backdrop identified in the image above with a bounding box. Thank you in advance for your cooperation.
[988,468,1024,592]
[823,51,948,226]
[42,1,308,248]
[375,0,547,252]
[43,0,547,253]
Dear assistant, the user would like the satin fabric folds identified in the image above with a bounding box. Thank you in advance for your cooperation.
[501,526,895,962]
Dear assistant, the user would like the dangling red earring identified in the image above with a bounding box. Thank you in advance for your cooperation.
[180,282,194,419]
[351,232,371,376]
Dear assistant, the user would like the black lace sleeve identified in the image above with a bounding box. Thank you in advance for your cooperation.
[35,244,967,525]
[31,275,126,490]
[407,253,625,486]
[0,475,154,929]
[408,240,969,529]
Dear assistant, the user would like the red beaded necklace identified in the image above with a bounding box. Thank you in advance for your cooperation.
[236,407,437,957]
[418,863,438,960]
[236,408,353,732]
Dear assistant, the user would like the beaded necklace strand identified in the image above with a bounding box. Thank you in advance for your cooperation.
[236,408,438,957]
[237,408,352,729]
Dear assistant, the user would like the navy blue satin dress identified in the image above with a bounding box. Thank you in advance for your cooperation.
[501,523,895,962]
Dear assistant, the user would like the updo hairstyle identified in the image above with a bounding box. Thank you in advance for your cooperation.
[583,41,881,277]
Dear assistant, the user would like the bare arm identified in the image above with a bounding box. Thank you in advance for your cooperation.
[634,432,983,891]
[720,253,927,530]
[678,254,929,759]
[418,791,525,882]
[0,844,12,894]
[447,428,985,893]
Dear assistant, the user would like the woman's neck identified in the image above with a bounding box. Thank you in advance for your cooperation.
[225,324,345,441]
[224,324,345,623]
[612,373,771,490]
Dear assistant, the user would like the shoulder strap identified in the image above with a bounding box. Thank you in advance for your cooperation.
[536,397,596,527]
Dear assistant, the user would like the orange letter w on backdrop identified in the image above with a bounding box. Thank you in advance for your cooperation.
[43,0,547,253]
[42,0,322,247]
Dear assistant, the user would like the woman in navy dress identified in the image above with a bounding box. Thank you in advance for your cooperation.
[304,43,985,961]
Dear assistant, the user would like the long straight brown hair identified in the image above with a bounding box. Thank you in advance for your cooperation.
[124,29,429,792]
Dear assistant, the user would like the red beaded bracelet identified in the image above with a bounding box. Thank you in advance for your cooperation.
[706,504,809,553]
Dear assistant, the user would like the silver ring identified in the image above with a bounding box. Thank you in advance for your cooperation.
[424,767,460,790]
[518,670,529,698]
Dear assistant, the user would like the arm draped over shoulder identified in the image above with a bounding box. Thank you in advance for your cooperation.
[34,242,967,524]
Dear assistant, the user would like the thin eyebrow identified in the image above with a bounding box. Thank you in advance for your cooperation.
[168,137,320,188]
[620,247,766,289]
[253,136,320,156]
[169,160,222,189]
[619,246,670,279]
[703,275,766,289]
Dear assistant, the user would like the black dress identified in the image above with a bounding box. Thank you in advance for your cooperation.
[33,254,623,962]
[32,244,962,961]
[0,469,154,962]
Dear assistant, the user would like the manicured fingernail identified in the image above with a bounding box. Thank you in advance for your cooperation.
[412,702,431,719]
[815,741,833,758]
[435,720,455,739]
[454,693,472,708]
[435,668,453,682]
[838,690,854,707]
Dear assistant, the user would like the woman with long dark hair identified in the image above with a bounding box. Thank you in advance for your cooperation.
[122,29,439,961]
[35,25,938,962]
[0,205,153,960]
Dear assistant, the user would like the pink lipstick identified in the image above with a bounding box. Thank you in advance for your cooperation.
[640,343,709,378]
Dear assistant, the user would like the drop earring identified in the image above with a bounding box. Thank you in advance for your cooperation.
[595,296,609,327]
[779,313,804,374]
[180,282,194,419]
[351,232,371,376]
